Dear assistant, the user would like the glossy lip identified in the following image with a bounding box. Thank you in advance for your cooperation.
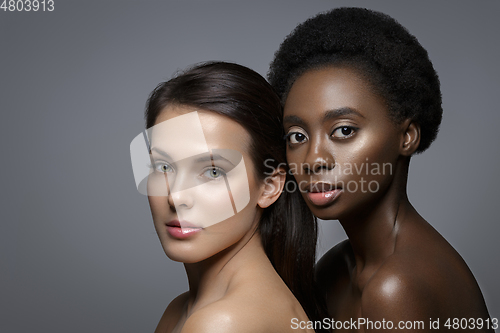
[166,219,202,239]
[302,182,343,207]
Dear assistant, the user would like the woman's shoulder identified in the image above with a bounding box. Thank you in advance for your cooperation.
[362,241,490,320]
[155,289,293,333]
[157,263,312,332]
[180,298,269,333]
[180,292,304,333]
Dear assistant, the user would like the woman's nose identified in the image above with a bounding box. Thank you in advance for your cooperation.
[166,172,194,210]
[167,191,194,210]
[302,136,335,175]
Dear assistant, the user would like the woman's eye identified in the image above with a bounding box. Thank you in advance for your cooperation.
[331,126,356,139]
[155,163,173,173]
[203,167,225,179]
[287,132,308,145]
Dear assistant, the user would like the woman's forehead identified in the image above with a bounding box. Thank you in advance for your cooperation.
[151,107,251,161]
[284,67,388,124]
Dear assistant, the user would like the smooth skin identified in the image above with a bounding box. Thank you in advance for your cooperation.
[150,106,313,333]
[283,67,492,332]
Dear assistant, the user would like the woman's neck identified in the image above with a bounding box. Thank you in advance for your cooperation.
[182,226,267,314]
[339,160,414,276]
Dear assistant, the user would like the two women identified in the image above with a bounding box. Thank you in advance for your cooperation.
[132,7,493,332]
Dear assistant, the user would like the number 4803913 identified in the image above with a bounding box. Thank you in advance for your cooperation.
[1,0,55,11]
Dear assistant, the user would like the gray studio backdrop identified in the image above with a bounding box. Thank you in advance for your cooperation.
[1,1,498,332]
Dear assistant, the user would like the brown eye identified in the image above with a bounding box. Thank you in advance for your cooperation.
[286,128,309,146]
[331,126,356,139]
[289,132,307,144]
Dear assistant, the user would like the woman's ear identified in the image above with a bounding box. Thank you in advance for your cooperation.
[400,119,421,156]
[257,167,286,209]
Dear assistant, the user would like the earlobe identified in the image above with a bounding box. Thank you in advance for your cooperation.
[257,168,286,209]
[400,120,421,156]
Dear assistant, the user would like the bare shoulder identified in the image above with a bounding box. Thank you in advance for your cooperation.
[315,239,353,291]
[180,300,261,333]
[180,271,313,333]
[361,257,438,320]
[361,248,490,321]
[154,292,189,333]
[180,295,300,333]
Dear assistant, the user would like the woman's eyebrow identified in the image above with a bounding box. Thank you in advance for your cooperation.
[284,107,364,126]
[150,146,172,159]
[323,107,365,121]
[283,115,306,126]
[194,153,236,167]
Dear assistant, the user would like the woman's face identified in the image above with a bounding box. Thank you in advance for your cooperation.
[147,105,265,263]
[283,66,405,221]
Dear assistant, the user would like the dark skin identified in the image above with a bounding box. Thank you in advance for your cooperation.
[283,66,493,332]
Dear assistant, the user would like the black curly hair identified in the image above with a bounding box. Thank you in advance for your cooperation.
[268,7,442,153]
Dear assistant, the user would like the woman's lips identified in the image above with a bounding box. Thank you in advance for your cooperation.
[166,220,202,239]
[306,188,342,206]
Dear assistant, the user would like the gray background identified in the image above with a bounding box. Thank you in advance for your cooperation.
[1,1,498,332]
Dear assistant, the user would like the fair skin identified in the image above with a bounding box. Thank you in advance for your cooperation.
[149,105,313,333]
[283,66,492,332]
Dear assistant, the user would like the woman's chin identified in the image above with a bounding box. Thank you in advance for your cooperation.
[307,206,340,221]
[162,242,215,263]
[164,250,204,264]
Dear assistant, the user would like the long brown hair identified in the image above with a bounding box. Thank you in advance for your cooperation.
[144,61,325,326]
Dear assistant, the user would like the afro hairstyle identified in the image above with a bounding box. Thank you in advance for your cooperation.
[268,7,442,153]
